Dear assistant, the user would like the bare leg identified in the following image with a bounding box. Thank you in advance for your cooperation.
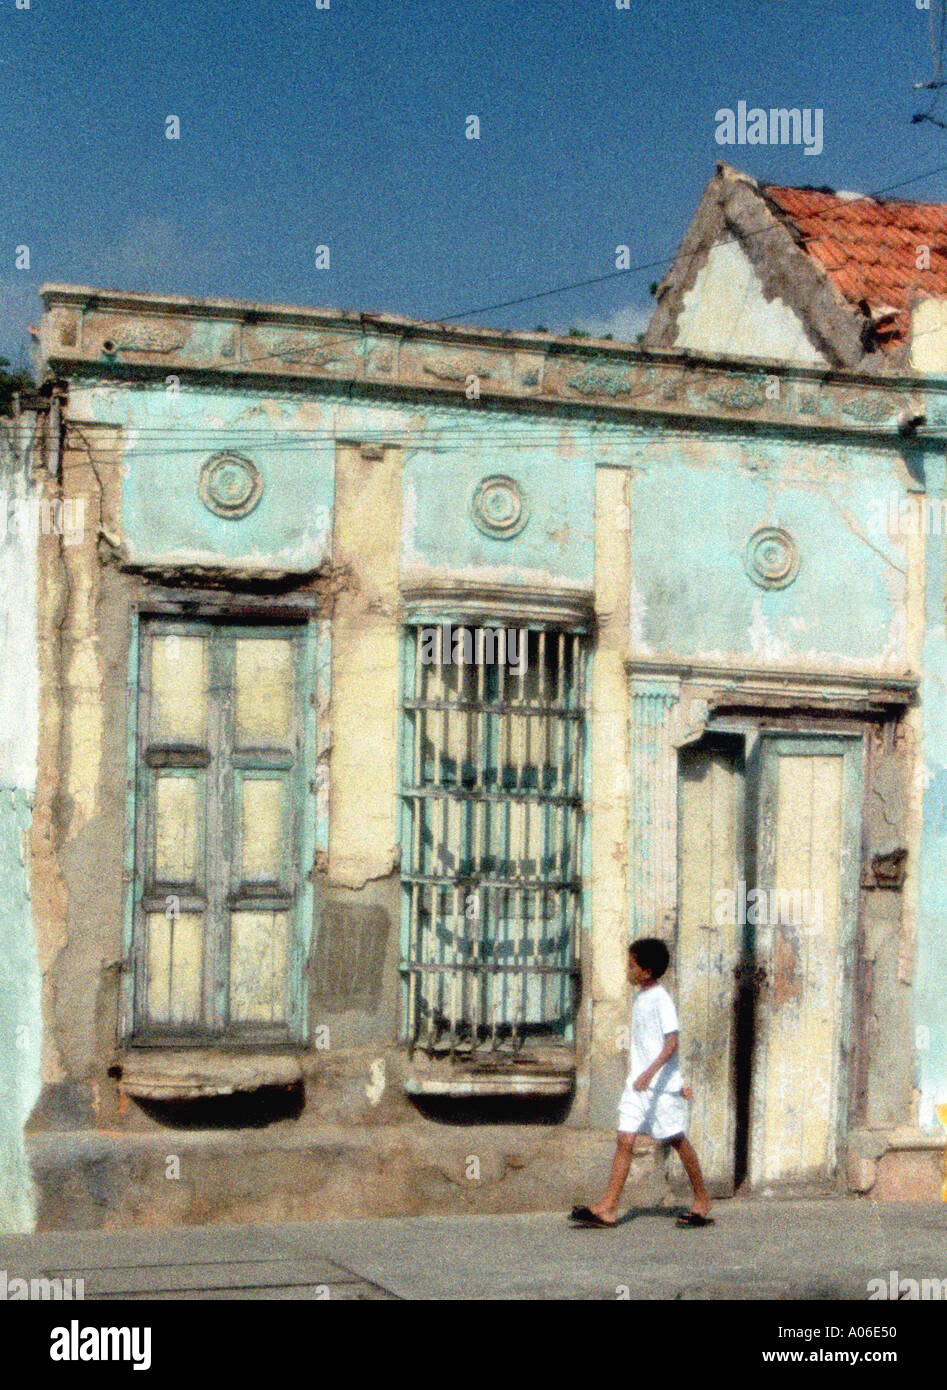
[668,1135,711,1217]
[590,1132,637,1223]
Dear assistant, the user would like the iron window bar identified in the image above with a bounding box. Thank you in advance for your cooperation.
[401,624,586,1062]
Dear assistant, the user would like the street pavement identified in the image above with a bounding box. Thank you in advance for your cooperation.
[1,1198,946,1299]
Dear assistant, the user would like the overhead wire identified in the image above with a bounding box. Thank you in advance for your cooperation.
[913,0,947,126]
[81,157,947,385]
[56,156,947,456]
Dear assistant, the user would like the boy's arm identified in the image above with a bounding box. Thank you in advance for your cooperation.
[633,1031,678,1091]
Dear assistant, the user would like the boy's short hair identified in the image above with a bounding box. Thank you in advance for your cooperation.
[629,937,670,980]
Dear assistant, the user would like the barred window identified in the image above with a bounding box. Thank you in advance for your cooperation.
[400,623,586,1057]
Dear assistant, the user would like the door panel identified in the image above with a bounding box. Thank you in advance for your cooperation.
[749,736,862,1185]
[677,737,744,1190]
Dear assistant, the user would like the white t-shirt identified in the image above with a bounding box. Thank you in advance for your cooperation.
[629,983,683,1093]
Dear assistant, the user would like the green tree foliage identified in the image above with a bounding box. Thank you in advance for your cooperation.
[0,357,35,416]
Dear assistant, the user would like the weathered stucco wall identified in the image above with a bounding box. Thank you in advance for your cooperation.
[0,414,43,1231]
[30,382,932,1127]
[627,432,914,671]
[29,422,131,1134]
[914,451,947,1132]
[672,239,829,367]
[586,466,630,1126]
[313,440,403,1068]
[26,378,632,1138]
[72,383,334,572]
[910,299,947,375]
[401,420,593,591]
[19,284,947,1223]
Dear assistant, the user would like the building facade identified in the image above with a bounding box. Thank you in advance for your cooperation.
[2,282,946,1228]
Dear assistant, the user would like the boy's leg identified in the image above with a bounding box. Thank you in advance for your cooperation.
[590,1131,638,1224]
[667,1134,711,1217]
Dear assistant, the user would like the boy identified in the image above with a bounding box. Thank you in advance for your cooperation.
[570,937,714,1229]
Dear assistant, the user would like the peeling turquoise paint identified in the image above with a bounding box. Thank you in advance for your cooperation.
[627,437,912,668]
[0,789,41,1231]
[402,428,593,586]
[80,384,335,569]
[76,380,597,588]
[915,451,947,1132]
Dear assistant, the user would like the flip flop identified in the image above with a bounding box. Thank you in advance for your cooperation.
[569,1205,616,1229]
[676,1210,715,1228]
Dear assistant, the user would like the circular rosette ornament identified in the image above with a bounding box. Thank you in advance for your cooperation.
[471,474,529,539]
[198,452,263,519]
[743,525,800,590]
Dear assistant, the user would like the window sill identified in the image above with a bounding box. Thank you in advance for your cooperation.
[405,1048,575,1098]
[115,1049,303,1101]
[406,1074,574,1098]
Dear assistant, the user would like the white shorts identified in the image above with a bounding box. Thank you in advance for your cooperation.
[618,1081,689,1141]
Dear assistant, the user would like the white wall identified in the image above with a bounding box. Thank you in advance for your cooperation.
[672,238,828,366]
[0,414,42,1232]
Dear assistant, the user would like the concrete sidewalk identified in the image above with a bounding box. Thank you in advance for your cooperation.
[1,1198,946,1299]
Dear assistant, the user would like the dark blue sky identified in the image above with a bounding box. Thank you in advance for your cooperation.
[2,0,945,364]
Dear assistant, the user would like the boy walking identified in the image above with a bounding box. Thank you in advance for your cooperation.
[570,937,714,1229]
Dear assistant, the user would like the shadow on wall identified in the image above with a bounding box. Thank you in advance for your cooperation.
[134,1083,306,1130]
[409,1092,575,1126]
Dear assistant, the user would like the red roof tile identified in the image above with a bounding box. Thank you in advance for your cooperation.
[762,183,947,348]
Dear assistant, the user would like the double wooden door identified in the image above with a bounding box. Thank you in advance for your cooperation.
[676,731,862,1190]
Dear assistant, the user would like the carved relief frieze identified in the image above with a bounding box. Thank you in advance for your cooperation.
[43,290,936,441]
[105,322,187,354]
[253,331,349,369]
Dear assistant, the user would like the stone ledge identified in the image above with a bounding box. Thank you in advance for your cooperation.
[405,1045,576,1099]
[885,1125,947,1151]
[24,1123,656,1230]
[405,1074,574,1098]
[115,1050,304,1100]
[845,1128,947,1200]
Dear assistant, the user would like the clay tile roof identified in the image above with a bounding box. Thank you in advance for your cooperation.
[761,182,947,348]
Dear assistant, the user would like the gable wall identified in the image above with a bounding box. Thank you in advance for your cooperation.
[670,239,829,367]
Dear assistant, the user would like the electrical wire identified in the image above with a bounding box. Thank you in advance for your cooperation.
[913,0,947,126]
[49,156,947,457]
[66,157,947,386]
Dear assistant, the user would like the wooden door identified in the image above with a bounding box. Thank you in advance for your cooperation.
[676,730,863,1190]
[748,735,863,1185]
[133,620,312,1043]
[676,736,744,1191]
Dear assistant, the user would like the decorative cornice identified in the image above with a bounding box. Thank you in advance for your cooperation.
[38,283,941,440]
[627,656,917,708]
[401,577,594,625]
